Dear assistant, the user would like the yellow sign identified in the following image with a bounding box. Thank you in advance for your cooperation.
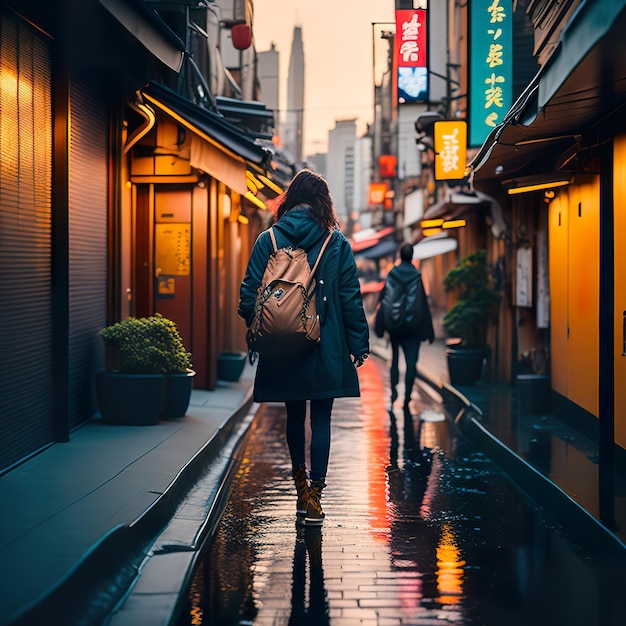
[155,223,191,276]
[157,277,176,296]
[434,121,467,181]
[368,182,388,205]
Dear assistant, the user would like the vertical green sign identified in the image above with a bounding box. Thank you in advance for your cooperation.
[469,0,513,147]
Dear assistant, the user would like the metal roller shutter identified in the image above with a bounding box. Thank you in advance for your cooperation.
[67,73,108,430]
[0,15,53,471]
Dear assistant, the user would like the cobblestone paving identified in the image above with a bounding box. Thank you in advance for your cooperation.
[187,358,466,625]
[179,356,624,626]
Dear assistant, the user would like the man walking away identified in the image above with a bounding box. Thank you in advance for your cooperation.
[377,242,434,410]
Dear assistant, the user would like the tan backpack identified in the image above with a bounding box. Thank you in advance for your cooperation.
[247,227,333,355]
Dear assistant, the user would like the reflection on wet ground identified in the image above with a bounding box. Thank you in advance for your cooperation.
[177,357,626,625]
[462,383,626,544]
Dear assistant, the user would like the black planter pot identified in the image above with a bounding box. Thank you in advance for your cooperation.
[217,351,247,382]
[95,371,165,425]
[445,346,485,386]
[162,369,196,419]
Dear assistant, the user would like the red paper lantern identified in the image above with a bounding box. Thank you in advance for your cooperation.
[232,24,252,50]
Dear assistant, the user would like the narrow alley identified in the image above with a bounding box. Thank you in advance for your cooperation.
[176,355,624,626]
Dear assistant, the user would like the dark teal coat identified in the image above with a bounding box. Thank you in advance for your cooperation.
[238,207,370,402]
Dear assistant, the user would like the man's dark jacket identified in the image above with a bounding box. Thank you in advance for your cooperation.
[379,260,435,342]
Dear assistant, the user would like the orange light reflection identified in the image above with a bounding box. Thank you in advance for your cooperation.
[358,359,391,543]
[436,522,466,604]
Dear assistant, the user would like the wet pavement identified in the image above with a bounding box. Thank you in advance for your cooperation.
[451,381,626,545]
[176,356,626,626]
[3,330,625,625]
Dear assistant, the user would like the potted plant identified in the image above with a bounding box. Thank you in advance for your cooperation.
[443,249,498,385]
[96,313,195,424]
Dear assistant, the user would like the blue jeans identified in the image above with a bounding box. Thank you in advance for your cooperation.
[390,336,420,405]
[285,398,334,482]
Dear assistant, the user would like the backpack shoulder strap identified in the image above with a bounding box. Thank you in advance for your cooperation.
[268,227,278,253]
[309,231,334,279]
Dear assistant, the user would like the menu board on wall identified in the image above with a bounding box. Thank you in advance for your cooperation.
[536,228,550,328]
[155,223,191,276]
[515,246,532,307]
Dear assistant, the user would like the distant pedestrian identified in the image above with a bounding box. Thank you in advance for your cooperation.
[376,242,434,409]
[238,169,370,526]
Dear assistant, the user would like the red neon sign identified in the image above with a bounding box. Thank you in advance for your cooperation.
[395,9,427,68]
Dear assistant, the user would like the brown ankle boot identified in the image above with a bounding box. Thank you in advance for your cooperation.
[293,465,309,517]
[305,479,326,526]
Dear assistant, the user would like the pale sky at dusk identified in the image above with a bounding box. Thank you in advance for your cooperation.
[252,0,395,156]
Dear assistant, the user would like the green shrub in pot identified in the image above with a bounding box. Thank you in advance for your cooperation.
[442,249,498,349]
[97,313,194,424]
[442,249,498,385]
[100,313,192,374]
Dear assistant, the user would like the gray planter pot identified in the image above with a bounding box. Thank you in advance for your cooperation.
[162,369,196,419]
[95,371,165,425]
[217,351,247,382]
[445,346,485,386]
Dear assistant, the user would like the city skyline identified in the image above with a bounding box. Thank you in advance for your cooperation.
[253,0,394,156]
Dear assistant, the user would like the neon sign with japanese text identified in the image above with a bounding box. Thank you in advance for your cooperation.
[434,121,467,181]
[469,0,512,147]
[395,9,428,104]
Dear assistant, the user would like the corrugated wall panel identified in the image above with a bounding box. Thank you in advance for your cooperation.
[0,15,53,470]
[68,73,108,429]
[614,136,626,450]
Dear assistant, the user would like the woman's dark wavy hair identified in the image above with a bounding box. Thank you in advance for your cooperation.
[275,169,339,231]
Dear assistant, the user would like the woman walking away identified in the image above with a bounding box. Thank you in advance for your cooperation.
[238,169,370,526]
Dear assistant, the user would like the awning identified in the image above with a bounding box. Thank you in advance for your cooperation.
[423,192,488,221]
[360,280,385,295]
[140,83,270,195]
[98,0,185,72]
[215,96,275,140]
[189,136,246,195]
[350,227,396,253]
[250,139,295,190]
[413,232,458,260]
[354,238,400,261]
[538,0,626,108]
[469,0,626,184]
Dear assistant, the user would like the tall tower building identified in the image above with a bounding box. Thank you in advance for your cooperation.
[258,43,280,140]
[282,26,304,163]
[326,119,357,226]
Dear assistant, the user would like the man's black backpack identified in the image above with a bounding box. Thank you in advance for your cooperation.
[378,272,423,335]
